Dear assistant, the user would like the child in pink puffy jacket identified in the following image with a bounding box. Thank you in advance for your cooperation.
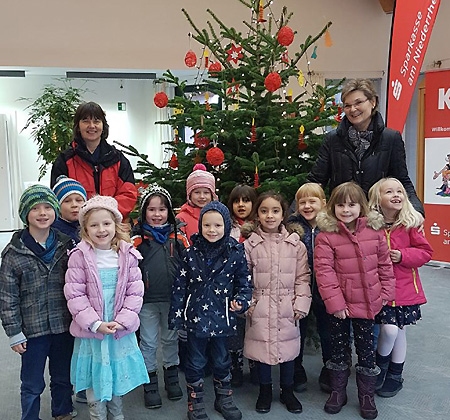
[64,195,148,420]
[314,182,395,420]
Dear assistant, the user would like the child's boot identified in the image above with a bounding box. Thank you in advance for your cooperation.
[164,365,183,400]
[376,362,404,398]
[107,395,124,420]
[280,384,303,413]
[143,371,162,409]
[255,383,272,413]
[230,350,244,388]
[375,352,391,391]
[324,366,350,414]
[187,380,209,420]
[213,378,242,420]
[356,366,379,419]
[54,415,73,420]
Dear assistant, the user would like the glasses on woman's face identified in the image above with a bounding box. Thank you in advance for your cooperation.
[343,98,369,111]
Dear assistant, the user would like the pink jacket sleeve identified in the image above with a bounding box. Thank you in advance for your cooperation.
[293,241,312,314]
[377,232,396,302]
[396,228,433,269]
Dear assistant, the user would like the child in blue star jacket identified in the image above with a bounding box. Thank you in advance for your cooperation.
[169,201,252,420]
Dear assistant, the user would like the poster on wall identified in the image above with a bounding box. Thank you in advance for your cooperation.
[424,69,450,264]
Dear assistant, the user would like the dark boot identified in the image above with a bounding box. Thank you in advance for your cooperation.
[230,350,244,388]
[255,383,272,413]
[213,378,242,420]
[187,381,209,420]
[293,358,307,393]
[376,362,404,398]
[144,371,162,409]
[324,368,350,414]
[164,365,183,400]
[318,365,332,393]
[280,384,303,413]
[356,370,378,419]
[375,353,390,391]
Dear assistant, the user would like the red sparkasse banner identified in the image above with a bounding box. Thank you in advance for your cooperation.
[386,0,440,132]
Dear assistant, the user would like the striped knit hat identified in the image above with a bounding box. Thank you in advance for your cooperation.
[52,175,87,204]
[19,184,60,225]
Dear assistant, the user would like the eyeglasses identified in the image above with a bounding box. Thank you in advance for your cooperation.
[343,98,369,111]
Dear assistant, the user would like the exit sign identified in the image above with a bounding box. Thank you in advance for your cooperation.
[118,102,126,111]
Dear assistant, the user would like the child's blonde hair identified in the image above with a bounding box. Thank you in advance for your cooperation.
[295,183,326,212]
[80,208,131,252]
[326,182,369,219]
[368,177,423,229]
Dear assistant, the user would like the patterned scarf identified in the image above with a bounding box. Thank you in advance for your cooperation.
[348,125,373,161]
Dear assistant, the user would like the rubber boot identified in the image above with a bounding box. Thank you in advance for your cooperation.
[356,370,378,419]
[280,384,303,413]
[255,383,272,413]
[187,381,209,420]
[164,365,183,400]
[324,368,350,414]
[230,350,244,388]
[144,371,162,409]
[376,362,404,398]
[213,378,242,420]
[375,353,390,391]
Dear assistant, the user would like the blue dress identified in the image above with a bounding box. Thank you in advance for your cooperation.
[71,267,149,401]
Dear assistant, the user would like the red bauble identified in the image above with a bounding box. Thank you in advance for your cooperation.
[277,26,294,46]
[154,92,168,108]
[169,153,179,169]
[184,50,197,68]
[208,62,222,77]
[194,132,211,149]
[264,72,282,92]
[206,147,225,166]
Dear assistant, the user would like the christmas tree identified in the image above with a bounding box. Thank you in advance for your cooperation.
[118,0,343,208]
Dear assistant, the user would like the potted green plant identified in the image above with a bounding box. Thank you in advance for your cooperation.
[20,81,86,179]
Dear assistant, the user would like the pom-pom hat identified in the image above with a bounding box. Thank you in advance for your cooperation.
[19,184,60,225]
[52,175,87,204]
[78,195,123,228]
[186,163,218,204]
[139,184,176,224]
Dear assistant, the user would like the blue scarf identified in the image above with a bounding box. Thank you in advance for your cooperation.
[142,222,172,244]
[21,228,58,264]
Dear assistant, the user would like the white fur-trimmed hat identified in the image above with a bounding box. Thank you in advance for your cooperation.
[78,195,123,227]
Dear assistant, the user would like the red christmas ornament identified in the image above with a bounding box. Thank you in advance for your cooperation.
[194,132,211,149]
[264,72,282,92]
[277,26,295,46]
[226,44,243,64]
[206,146,225,166]
[208,62,222,77]
[184,50,197,68]
[254,168,259,188]
[250,118,257,143]
[169,153,179,169]
[154,92,168,108]
[335,105,343,123]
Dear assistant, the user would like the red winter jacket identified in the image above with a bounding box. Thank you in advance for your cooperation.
[176,202,201,245]
[314,211,395,320]
[384,226,433,307]
[51,137,137,219]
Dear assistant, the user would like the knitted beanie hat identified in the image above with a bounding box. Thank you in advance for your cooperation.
[78,195,123,228]
[199,201,232,238]
[139,184,176,224]
[186,164,218,204]
[52,175,87,204]
[19,184,60,225]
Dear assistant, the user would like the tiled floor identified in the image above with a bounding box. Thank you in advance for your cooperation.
[0,253,449,419]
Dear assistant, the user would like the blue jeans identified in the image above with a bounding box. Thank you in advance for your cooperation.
[185,334,230,384]
[139,302,179,372]
[20,332,74,420]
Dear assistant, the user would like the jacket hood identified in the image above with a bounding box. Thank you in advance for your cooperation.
[240,221,304,239]
[316,210,385,233]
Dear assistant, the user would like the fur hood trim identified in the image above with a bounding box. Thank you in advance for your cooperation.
[316,210,385,233]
